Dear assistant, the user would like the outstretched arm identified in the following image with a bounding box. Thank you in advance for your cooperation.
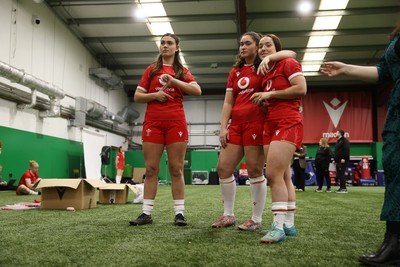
[320,61,378,83]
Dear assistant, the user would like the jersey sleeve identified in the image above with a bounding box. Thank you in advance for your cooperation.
[183,68,197,84]
[225,69,235,92]
[283,58,303,81]
[377,38,396,84]
[137,65,154,93]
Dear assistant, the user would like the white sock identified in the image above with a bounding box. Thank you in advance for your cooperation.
[271,202,288,230]
[249,175,267,224]
[219,176,236,216]
[142,199,155,215]
[173,199,185,215]
[30,190,38,195]
[116,176,121,184]
[284,201,296,228]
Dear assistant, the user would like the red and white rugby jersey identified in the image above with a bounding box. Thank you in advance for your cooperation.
[226,64,264,125]
[261,58,304,120]
[137,63,197,121]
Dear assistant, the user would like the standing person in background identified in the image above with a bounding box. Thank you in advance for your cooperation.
[212,31,296,231]
[320,24,400,265]
[0,164,7,189]
[16,160,41,195]
[314,138,332,193]
[251,34,307,243]
[333,129,350,193]
[130,33,201,227]
[115,146,125,184]
[293,144,307,192]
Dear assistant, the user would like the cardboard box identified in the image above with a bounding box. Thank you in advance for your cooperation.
[36,179,99,210]
[99,184,139,204]
[132,168,146,183]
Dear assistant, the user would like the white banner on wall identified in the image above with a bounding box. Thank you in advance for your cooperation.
[81,128,106,179]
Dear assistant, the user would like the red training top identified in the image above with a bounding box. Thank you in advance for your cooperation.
[137,64,197,121]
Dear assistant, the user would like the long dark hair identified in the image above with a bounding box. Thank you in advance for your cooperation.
[149,33,186,81]
[233,32,262,69]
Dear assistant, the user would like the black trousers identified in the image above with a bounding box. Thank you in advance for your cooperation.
[336,162,347,189]
[315,166,331,189]
[293,159,305,191]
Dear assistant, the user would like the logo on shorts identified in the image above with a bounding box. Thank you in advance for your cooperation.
[275,130,280,136]
[252,134,257,140]
[146,128,152,137]
[323,97,348,128]
[178,131,183,137]
[237,77,250,89]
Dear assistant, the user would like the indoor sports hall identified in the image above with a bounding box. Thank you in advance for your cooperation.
[0,1,399,266]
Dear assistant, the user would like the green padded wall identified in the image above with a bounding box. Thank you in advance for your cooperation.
[0,125,83,182]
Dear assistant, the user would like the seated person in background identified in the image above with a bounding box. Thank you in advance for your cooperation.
[0,164,17,191]
[16,160,41,195]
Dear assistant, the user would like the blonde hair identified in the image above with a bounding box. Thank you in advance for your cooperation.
[320,138,329,148]
[29,160,38,168]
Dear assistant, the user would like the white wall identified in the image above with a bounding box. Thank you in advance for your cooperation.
[0,0,226,149]
[131,96,224,147]
[0,0,126,147]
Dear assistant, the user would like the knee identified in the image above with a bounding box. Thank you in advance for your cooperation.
[145,166,159,178]
[169,166,183,179]
[247,167,263,178]
[217,163,233,179]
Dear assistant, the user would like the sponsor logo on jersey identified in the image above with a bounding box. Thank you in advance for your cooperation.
[237,77,250,89]
[265,79,273,91]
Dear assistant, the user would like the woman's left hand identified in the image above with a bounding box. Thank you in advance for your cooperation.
[160,74,175,90]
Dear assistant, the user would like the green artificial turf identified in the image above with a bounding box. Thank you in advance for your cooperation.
[0,185,385,267]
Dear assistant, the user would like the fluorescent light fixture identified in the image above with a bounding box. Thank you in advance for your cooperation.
[148,22,174,36]
[136,0,188,66]
[303,52,326,61]
[140,3,166,17]
[307,36,333,48]
[302,64,323,72]
[319,0,349,10]
[301,0,349,70]
[313,16,342,30]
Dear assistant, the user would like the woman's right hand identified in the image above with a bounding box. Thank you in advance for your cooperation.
[219,128,229,149]
[154,90,173,103]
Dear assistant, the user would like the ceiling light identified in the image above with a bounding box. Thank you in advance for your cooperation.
[307,36,333,48]
[133,7,146,19]
[313,16,342,30]
[303,52,326,61]
[319,0,349,10]
[137,0,188,66]
[301,0,349,72]
[302,64,323,72]
[149,23,174,36]
[298,1,313,15]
